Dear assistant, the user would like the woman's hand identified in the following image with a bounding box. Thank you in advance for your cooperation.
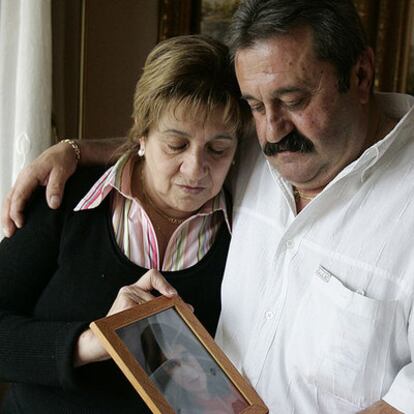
[105,269,177,316]
[74,270,177,367]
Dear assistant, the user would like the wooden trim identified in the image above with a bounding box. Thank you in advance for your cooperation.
[78,0,86,139]
[397,0,414,91]
[158,0,201,41]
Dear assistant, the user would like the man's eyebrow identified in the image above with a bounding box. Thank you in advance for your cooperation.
[241,94,257,101]
[272,86,306,96]
[242,87,307,102]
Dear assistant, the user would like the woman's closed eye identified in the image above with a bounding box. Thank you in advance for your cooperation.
[208,145,228,155]
[167,143,187,152]
[166,359,181,368]
[166,142,232,157]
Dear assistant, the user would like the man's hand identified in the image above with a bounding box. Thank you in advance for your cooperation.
[2,140,78,237]
[2,137,126,238]
[358,400,402,413]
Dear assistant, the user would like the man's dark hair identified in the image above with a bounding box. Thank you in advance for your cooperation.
[227,0,368,92]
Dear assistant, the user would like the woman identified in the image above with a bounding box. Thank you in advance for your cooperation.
[0,35,248,413]
[136,318,249,414]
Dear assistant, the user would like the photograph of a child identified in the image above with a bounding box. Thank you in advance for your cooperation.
[116,309,248,414]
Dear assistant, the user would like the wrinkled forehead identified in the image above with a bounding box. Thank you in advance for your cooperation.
[235,27,318,68]
[234,30,328,95]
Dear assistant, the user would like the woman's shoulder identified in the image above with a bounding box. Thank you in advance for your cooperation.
[62,166,108,209]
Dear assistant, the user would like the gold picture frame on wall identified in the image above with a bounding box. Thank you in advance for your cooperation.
[90,296,268,414]
[158,0,239,42]
[348,0,414,93]
[199,0,240,40]
[158,0,199,41]
[159,0,414,94]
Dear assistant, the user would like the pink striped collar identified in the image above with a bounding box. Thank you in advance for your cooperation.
[74,154,231,231]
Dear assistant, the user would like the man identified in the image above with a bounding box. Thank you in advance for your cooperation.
[2,1,413,412]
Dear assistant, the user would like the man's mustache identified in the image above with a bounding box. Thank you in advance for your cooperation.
[263,130,314,156]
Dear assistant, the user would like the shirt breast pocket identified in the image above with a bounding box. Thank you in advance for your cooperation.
[287,265,398,408]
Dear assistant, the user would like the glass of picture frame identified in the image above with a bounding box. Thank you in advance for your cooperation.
[90,295,268,414]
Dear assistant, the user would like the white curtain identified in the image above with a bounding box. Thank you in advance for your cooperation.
[0,0,52,238]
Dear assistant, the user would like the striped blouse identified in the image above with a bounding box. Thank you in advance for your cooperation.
[74,154,231,271]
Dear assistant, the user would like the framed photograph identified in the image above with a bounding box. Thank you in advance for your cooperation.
[199,0,240,40]
[90,296,268,414]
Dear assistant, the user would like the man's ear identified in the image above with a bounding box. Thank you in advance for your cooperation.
[352,47,375,104]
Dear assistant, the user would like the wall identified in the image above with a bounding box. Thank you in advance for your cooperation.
[52,0,160,140]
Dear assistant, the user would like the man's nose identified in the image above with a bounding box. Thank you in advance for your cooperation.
[265,110,293,143]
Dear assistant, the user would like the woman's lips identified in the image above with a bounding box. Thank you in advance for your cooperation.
[177,184,205,194]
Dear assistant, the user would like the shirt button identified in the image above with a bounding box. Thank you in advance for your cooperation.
[286,239,295,249]
[265,311,274,320]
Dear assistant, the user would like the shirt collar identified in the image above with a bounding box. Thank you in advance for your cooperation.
[74,153,131,211]
[74,153,231,231]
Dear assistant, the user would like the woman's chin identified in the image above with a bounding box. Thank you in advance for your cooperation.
[172,200,206,216]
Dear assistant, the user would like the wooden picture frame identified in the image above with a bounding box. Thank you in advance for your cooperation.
[90,296,268,414]
[157,0,240,42]
[158,0,200,41]
[199,0,240,40]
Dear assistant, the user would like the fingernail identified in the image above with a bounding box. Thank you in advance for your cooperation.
[49,196,60,208]
[167,288,178,296]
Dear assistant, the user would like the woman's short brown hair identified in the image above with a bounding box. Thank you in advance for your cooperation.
[126,34,248,150]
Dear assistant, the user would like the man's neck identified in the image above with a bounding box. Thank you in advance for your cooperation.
[365,99,398,149]
[293,100,400,214]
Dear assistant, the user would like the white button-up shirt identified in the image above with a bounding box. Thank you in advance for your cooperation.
[216,93,414,413]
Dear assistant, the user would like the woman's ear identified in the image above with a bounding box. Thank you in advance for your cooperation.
[138,137,146,157]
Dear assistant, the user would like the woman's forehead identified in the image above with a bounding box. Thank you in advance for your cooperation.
[153,103,238,134]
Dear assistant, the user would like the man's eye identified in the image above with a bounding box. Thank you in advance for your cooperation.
[284,99,305,110]
[250,104,265,114]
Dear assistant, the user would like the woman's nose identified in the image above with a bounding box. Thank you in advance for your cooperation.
[181,151,207,180]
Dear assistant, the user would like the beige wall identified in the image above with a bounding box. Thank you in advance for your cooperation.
[52,0,160,140]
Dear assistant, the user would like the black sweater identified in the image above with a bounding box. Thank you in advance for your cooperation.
[0,167,230,413]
